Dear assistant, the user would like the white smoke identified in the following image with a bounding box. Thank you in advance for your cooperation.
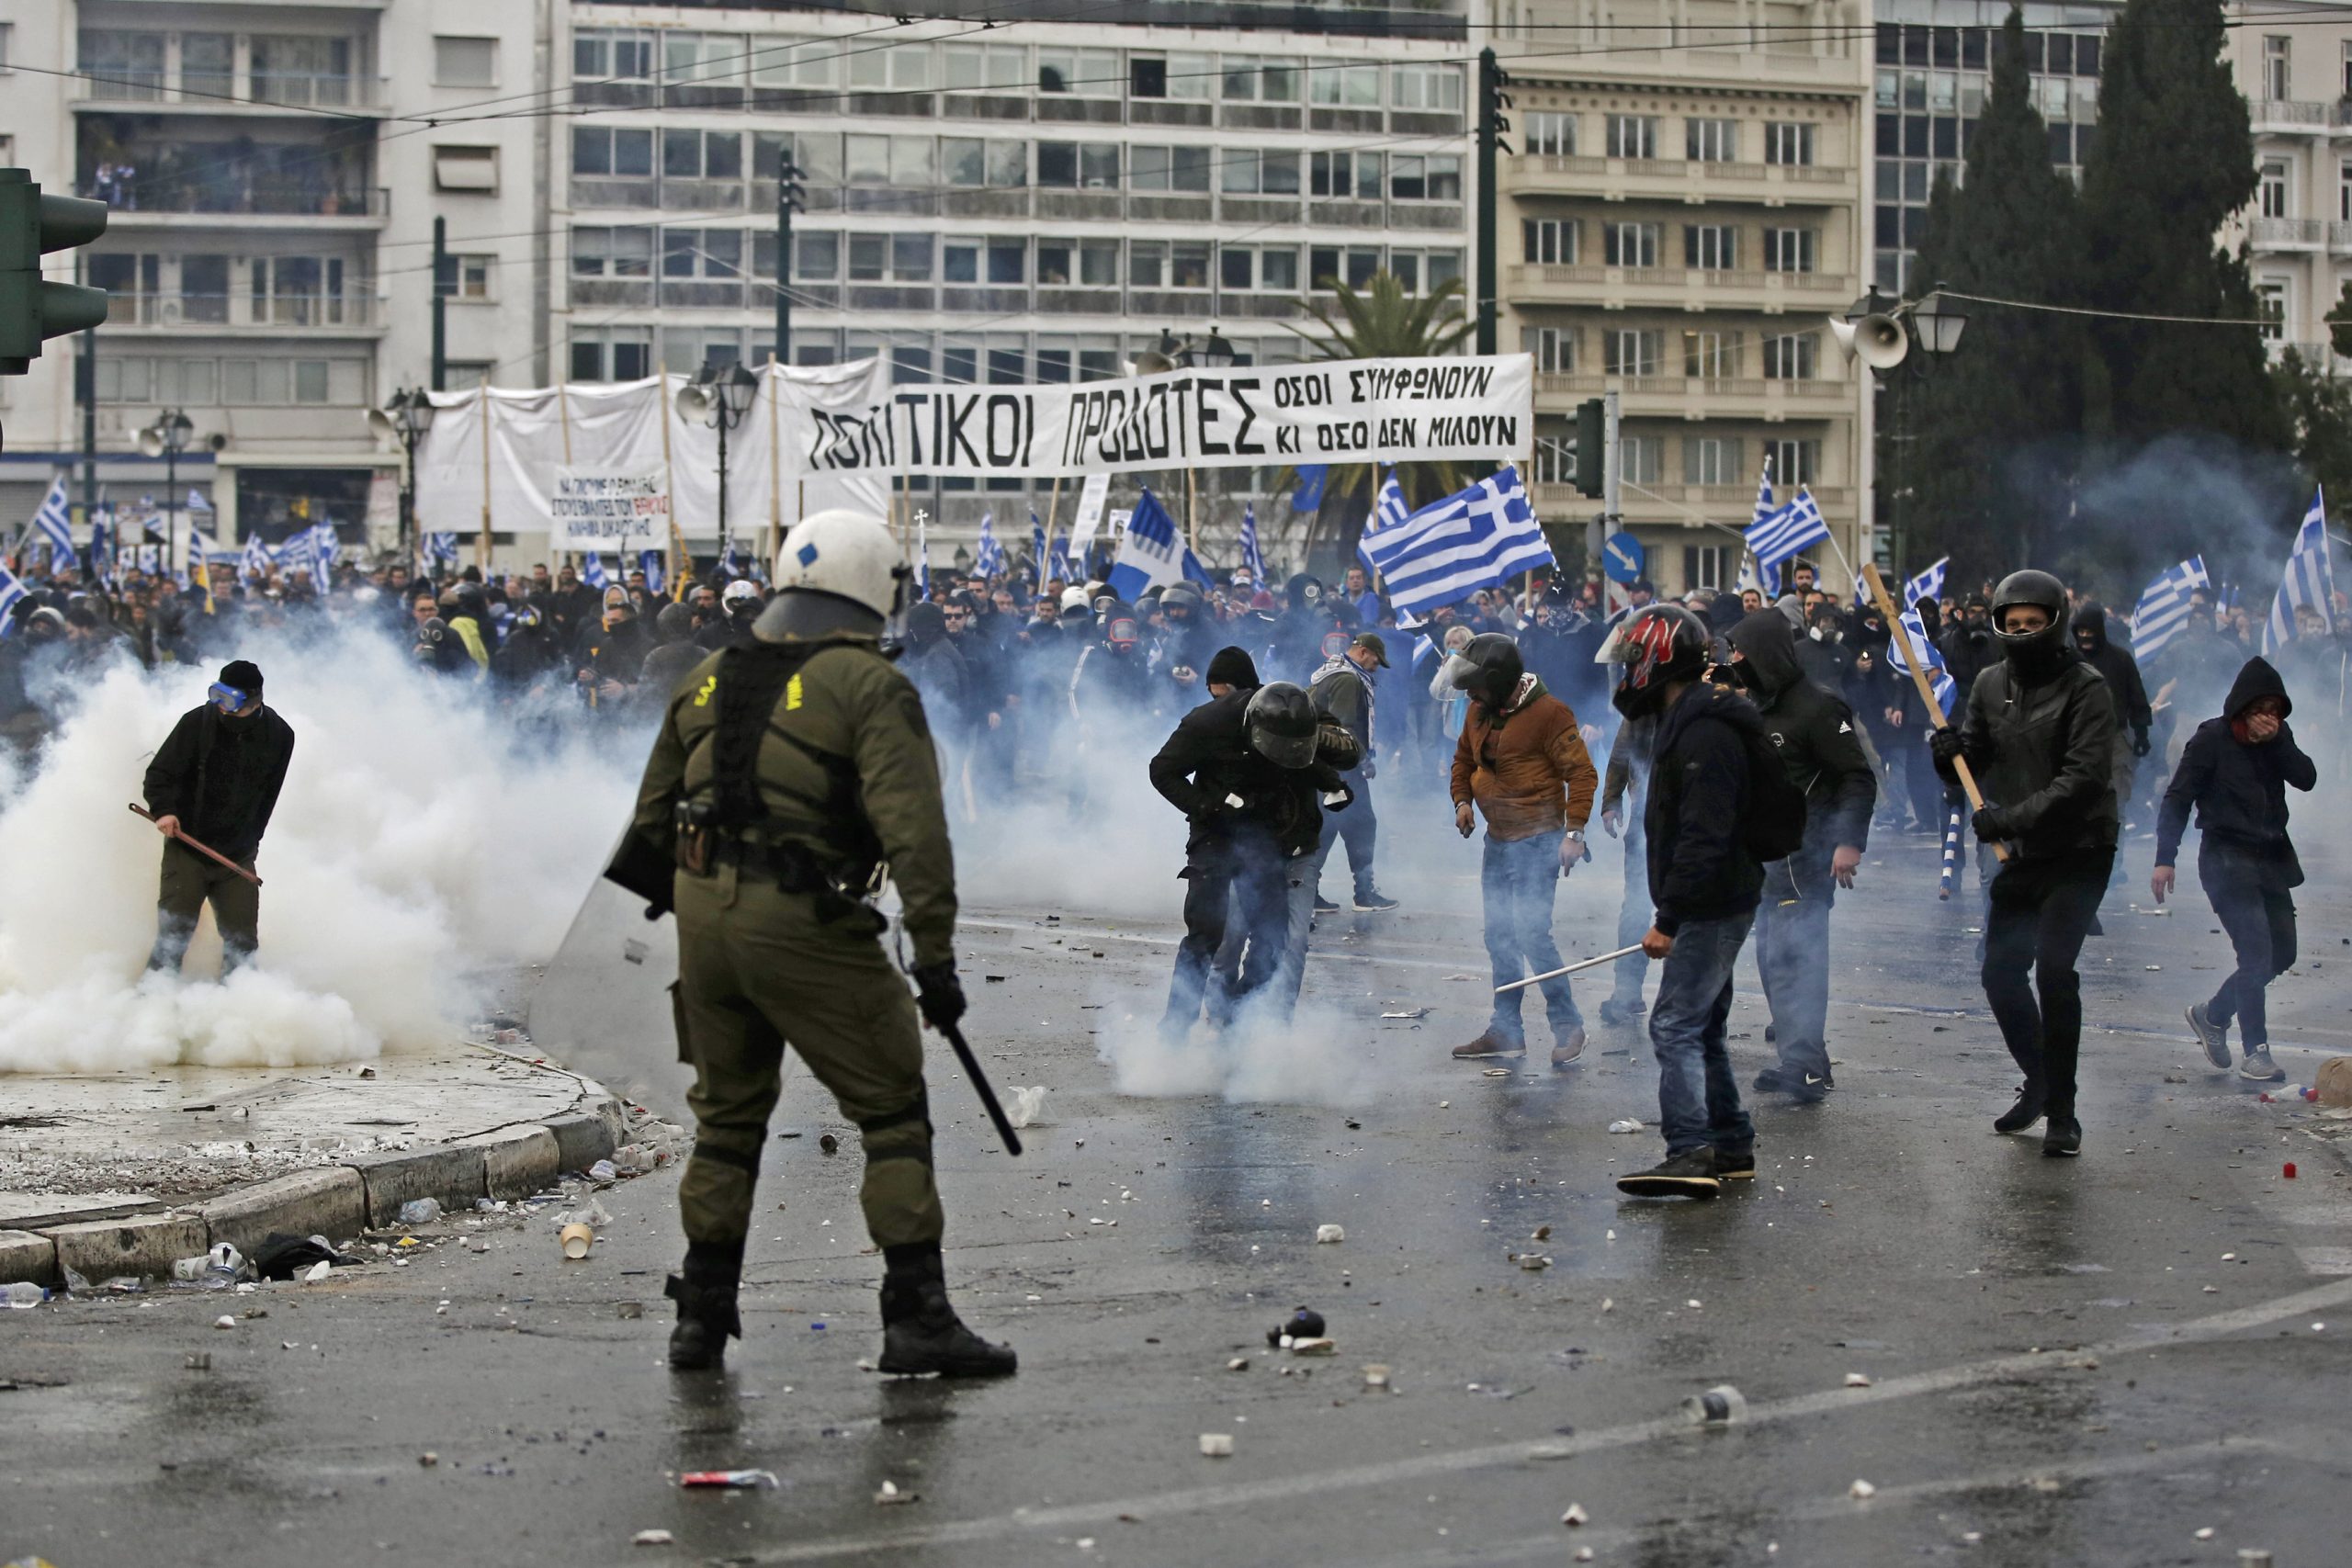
[0,630,644,1074]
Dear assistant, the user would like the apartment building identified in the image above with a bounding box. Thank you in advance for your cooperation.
[1496,0,1872,595]
[0,0,546,544]
[2227,3,2352,368]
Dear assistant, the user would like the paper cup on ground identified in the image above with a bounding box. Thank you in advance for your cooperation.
[560,1223,595,1260]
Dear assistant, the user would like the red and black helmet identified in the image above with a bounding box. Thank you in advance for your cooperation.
[1600,604,1711,717]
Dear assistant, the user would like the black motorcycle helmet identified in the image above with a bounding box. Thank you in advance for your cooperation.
[1245,682,1320,769]
[1161,581,1204,626]
[1600,604,1711,719]
[2073,598,2110,655]
[1452,631,1525,711]
[1991,569,2070,681]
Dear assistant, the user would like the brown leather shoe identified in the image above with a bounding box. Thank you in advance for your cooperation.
[1550,1026,1587,1068]
[1452,1030,1524,1059]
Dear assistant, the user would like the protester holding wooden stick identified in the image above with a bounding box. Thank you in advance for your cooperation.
[1929,571,2118,1157]
[141,661,295,976]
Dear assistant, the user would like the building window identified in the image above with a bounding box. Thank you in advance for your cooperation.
[1763,228,1817,273]
[434,37,498,88]
[1035,238,1118,287]
[2343,39,2352,99]
[662,229,743,280]
[1603,329,1662,377]
[1605,222,1660,267]
[2260,159,2290,219]
[1037,47,1118,96]
[1222,149,1302,196]
[574,30,655,82]
[1764,122,1816,165]
[1606,115,1657,159]
[1128,53,1212,100]
[849,43,931,92]
[752,37,836,90]
[1683,329,1739,378]
[1682,545,1735,589]
[794,231,840,280]
[1686,118,1739,163]
[2340,158,2352,221]
[1685,224,1736,271]
[78,30,166,98]
[663,129,744,182]
[0,23,12,72]
[1524,112,1575,157]
[1037,141,1119,189]
[571,226,653,277]
[2257,277,2289,340]
[1311,151,1383,199]
[572,127,653,178]
[2265,35,2291,101]
[1683,436,1743,486]
[1621,435,1664,485]
[1390,63,1462,112]
[1762,332,1817,379]
[453,255,493,299]
[1767,439,1820,484]
[433,146,499,193]
[943,138,1029,188]
[1522,219,1577,265]
[1132,146,1212,193]
[1221,57,1301,102]
[1389,154,1461,201]
[1309,64,1383,107]
[1522,326,1574,374]
[1533,434,1577,487]
[571,330,652,384]
[944,42,1027,91]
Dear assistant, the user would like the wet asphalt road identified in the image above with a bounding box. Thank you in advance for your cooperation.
[6,826,2351,1568]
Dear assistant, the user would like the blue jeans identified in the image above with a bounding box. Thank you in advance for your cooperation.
[1316,768,1378,900]
[1648,910,1756,1158]
[1754,885,1831,1079]
[1610,805,1650,1007]
[1482,829,1582,1043]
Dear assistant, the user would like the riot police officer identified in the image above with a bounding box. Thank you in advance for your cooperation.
[613,508,1015,1378]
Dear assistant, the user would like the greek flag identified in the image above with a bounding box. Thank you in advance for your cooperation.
[187,488,211,514]
[1028,508,1046,579]
[1239,502,1267,584]
[580,551,609,591]
[27,477,73,559]
[240,533,274,583]
[2130,556,2210,661]
[277,528,321,592]
[1747,487,1826,579]
[1903,556,1949,609]
[639,548,665,596]
[0,565,26,634]
[1748,460,1779,596]
[721,538,742,581]
[1359,465,1555,620]
[1104,490,1211,602]
[2263,487,2335,655]
[1046,526,1070,584]
[915,519,930,599]
[1886,604,1957,717]
[1292,463,1327,513]
[975,511,1007,579]
[425,532,460,570]
[1358,471,1411,577]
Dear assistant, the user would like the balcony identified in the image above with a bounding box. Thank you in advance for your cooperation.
[102,292,388,332]
[1532,371,1856,421]
[1533,481,1855,522]
[1508,262,1859,311]
[2250,216,2325,250]
[2250,98,2330,134]
[92,186,390,226]
[74,74,389,115]
[1506,154,1858,207]
[567,181,1469,237]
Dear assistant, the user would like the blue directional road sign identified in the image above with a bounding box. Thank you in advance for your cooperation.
[1602,530,1645,584]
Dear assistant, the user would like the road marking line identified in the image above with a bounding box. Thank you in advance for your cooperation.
[724,1277,2352,1563]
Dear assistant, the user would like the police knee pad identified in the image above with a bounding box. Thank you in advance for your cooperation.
[855,1090,934,1165]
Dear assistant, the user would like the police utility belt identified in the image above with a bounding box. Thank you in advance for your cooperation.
[673,801,880,923]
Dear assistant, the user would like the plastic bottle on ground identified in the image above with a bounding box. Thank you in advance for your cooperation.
[398,1198,444,1225]
[5,1281,46,1309]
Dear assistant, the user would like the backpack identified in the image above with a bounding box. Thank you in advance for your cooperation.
[1736,723,1808,863]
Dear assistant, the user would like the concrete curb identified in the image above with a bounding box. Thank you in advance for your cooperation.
[1,1089,623,1290]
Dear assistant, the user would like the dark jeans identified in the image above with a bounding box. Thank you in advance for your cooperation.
[1316,768,1378,900]
[1754,886,1831,1079]
[1164,843,1288,1036]
[1649,910,1756,1158]
[1982,850,2113,1119]
[150,839,261,975]
[1482,829,1581,1043]
[2203,854,2297,1049]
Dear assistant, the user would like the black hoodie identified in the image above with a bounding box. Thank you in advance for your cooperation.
[1727,609,1876,897]
[2073,601,2152,746]
[2155,657,2316,886]
[1643,682,1768,935]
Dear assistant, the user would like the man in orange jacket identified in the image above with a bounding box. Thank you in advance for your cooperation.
[1448,632,1600,1068]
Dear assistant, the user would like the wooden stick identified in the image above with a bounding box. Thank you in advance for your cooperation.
[1496,943,1646,994]
[128,804,263,886]
[1861,562,2007,863]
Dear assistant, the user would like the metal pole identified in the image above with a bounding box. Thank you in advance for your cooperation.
[431,217,449,393]
[1601,388,1622,532]
[1475,48,1500,357]
[399,427,417,566]
[717,414,730,561]
[164,435,177,574]
[775,176,792,363]
[78,326,97,554]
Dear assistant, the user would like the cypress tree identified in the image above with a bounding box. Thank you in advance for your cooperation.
[1902,7,2085,574]
[2078,0,2284,449]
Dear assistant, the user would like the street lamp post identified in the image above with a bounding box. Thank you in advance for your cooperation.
[677,360,761,561]
[1835,284,1969,578]
[367,388,437,566]
[137,409,194,573]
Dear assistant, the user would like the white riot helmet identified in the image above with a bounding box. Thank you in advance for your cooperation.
[720,579,761,609]
[772,509,908,619]
[1059,585,1091,612]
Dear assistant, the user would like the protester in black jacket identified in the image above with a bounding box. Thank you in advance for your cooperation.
[2154,657,2315,1085]
[1726,609,1876,1100]
[1931,570,2117,1156]
[1607,604,1770,1199]
[2073,599,2154,825]
[141,660,295,975]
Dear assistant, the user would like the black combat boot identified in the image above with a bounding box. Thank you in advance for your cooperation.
[664,1240,744,1372]
[877,1242,1018,1378]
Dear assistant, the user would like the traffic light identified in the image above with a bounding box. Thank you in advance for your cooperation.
[1574,397,1607,499]
[0,169,109,377]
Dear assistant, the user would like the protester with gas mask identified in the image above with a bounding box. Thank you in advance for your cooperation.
[1447,632,1600,1068]
[1930,570,2118,1156]
[2155,657,2315,1085]
[1308,632,1396,914]
[141,660,295,976]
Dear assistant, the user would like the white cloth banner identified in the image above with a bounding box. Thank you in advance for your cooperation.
[550,467,672,550]
[1065,472,1112,573]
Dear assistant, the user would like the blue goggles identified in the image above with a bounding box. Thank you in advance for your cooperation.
[208,682,247,712]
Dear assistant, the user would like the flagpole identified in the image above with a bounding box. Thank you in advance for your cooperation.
[765,353,783,572]
[1046,475,1062,575]
[1862,562,2005,864]
[554,362,575,575]
[656,370,684,599]
[476,376,493,574]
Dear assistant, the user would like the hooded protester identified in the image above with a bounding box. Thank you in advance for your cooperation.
[1155,582,1219,713]
[141,660,295,976]
[2072,598,2153,824]
[1306,631,1396,914]
[641,603,710,700]
[1938,593,1996,705]
[1448,632,1600,1069]
[491,602,564,694]
[1796,601,1854,692]
[577,583,654,706]
[2155,658,2315,1085]
[1270,573,1337,681]
[1724,609,1876,1101]
[1069,600,1154,729]
[899,601,970,747]
[1930,570,2118,1157]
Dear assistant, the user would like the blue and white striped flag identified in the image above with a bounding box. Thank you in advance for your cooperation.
[2263,487,2335,655]
[1902,556,1949,609]
[1359,465,1555,619]
[0,564,27,634]
[1886,605,1957,718]
[721,538,742,581]
[425,532,460,570]
[1239,502,1267,584]
[27,477,73,559]
[2131,556,2210,661]
[1105,490,1211,602]
[639,548,665,596]
[975,510,1006,579]
[580,551,609,591]
[306,523,337,591]
[1747,487,1827,578]
[915,519,930,599]
[1028,508,1046,579]
[187,488,212,515]
[1748,459,1778,597]
[1358,470,1411,577]
[1046,526,1070,584]
[239,533,274,584]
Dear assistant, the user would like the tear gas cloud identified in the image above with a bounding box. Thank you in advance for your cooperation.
[0,632,642,1074]
[2064,434,2308,605]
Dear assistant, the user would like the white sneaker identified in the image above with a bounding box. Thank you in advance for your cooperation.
[2238,1047,2285,1083]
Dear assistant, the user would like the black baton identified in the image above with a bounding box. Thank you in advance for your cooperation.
[937,1020,1023,1157]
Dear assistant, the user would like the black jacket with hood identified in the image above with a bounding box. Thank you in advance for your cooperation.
[1936,635,2118,861]
[2155,657,2316,887]
[2073,602,2152,746]
[1727,609,1877,899]
[142,701,297,864]
[1149,690,1360,861]
[1643,682,1768,935]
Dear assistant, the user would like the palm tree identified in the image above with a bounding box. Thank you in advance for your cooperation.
[1275,271,1475,571]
